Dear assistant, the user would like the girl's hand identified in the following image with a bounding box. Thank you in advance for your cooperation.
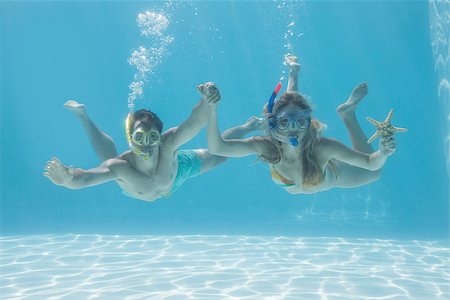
[197,82,221,104]
[378,134,396,157]
[244,116,267,131]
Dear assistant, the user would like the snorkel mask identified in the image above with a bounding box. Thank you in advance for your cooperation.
[266,83,311,147]
[125,113,161,160]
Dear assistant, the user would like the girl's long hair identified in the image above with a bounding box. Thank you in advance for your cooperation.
[271,92,327,187]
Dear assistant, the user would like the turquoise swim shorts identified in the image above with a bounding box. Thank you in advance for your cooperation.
[169,150,202,194]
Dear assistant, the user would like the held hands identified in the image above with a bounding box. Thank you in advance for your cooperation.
[43,157,74,186]
[378,134,396,157]
[197,82,221,104]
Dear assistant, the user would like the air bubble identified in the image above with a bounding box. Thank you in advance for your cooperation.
[137,11,170,37]
[127,11,173,110]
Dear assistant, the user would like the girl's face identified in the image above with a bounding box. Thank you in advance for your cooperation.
[269,103,312,147]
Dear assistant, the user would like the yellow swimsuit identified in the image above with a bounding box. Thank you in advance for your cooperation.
[269,160,339,188]
[270,167,296,187]
[259,139,339,188]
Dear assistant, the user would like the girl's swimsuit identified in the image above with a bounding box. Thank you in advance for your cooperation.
[269,159,339,188]
[270,167,296,187]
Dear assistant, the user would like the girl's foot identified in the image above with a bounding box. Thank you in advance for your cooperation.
[337,82,368,118]
[284,53,300,75]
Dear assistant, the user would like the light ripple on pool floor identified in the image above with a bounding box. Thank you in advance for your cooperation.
[0,235,448,299]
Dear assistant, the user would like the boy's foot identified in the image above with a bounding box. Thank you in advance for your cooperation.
[64,100,87,118]
[337,82,368,118]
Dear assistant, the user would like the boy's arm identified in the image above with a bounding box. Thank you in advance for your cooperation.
[163,82,220,150]
[44,157,120,189]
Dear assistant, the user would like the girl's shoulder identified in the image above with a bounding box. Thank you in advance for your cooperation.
[316,136,336,147]
[315,137,350,162]
[251,136,281,164]
[314,137,338,158]
[316,136,340,148]
[251,135,278,151]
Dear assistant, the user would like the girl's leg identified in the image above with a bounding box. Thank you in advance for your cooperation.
[331,160,381,188]
[285,54,300,93]
[336,83,374,154]
[332,83,380,187]
[64,100,118,161]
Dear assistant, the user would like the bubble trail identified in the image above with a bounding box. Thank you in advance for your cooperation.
[127,11,174,111]
[274,0,304,83]
[137,11,170,37]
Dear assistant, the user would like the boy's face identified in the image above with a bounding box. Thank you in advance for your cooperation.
[128,120,161,160]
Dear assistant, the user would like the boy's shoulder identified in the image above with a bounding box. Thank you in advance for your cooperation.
[105,152,133,170]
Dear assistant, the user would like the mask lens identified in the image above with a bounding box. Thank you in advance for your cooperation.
[148,131,160,144]
[132,129,160,146]
[132,131,144,143]
[275,111,310,131]
[296,116,310,129]
[277,117,290,130]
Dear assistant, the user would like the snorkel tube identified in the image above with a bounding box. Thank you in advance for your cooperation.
[267,82,282,117]
[267,82,299,147]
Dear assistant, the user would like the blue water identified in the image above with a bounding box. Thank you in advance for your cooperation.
[1,1,449,299]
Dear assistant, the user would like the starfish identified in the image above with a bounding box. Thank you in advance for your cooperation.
[366,108,407,144]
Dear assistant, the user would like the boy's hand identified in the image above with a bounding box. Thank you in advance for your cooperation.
[44,157,74,186]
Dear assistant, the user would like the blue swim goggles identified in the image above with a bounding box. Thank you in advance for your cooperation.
[272,110,311,131]
[266,82,311,147]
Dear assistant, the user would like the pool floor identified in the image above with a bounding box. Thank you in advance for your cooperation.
[1,234,448,299]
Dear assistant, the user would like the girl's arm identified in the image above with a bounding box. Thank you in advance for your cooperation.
[207,103,276,158]
[318,135,396,171]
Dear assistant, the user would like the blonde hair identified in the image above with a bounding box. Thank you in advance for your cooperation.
[268,92,327,187]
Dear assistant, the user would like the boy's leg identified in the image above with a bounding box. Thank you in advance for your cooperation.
[64,100,118,161]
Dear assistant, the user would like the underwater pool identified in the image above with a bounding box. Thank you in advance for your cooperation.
[1,1,449,299]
